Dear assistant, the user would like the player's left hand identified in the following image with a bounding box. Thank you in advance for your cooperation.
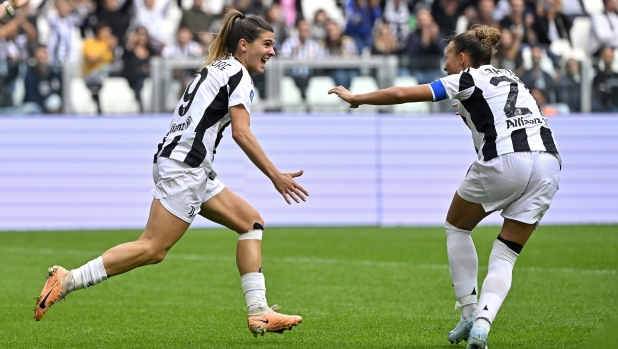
[328,86,359,108]
[272,170,309,205]
[452,102,460,116]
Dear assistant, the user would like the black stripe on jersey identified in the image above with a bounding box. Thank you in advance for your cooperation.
[153,137,166,163]
[213,121,230,155]
[159,135,182,158]
[540,126,558,153]
[458,71,499,161]
[184,69,245,167]
[510,128,531,152]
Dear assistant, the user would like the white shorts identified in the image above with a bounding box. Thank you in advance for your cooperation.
[457,151,561,225]
[151,157,225,224]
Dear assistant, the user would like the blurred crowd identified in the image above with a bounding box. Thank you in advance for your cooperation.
[1,0,617,114]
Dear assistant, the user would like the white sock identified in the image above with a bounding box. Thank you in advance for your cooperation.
[475,238,520,332]
[68,256,108,293]
[445,221,478,318]
[241,272,268,314]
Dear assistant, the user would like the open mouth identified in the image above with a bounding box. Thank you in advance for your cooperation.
[261,58,268,67]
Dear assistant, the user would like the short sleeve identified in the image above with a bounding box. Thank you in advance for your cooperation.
[228,75,253,115]
[433,71,475,102]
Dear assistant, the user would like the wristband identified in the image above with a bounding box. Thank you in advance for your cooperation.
[3,1,15,16]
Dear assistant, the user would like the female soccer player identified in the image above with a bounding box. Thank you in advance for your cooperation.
[34,9,308,337]
[329,25,560,349]
[0,0,28,19]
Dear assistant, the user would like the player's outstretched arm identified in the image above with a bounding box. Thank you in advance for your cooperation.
[229,104,309,205]
[1,0,29,19]
[328,84,434,108]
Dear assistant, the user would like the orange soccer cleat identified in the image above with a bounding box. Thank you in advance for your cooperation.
[247,304,302,337]
[34,266,70,321]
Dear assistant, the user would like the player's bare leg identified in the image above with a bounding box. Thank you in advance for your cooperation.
[445,193,490,344]
[200,187,302,336]
[34,199,190,321]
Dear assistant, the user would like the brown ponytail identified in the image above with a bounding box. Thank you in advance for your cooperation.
[199,9,273,71]
[449,25,501,67]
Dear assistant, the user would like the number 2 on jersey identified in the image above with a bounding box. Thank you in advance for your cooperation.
[489,76,532,118]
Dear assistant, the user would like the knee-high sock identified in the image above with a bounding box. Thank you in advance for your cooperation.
[446,221,478,317]
[475,237,521,330]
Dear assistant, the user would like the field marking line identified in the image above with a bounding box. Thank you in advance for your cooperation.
[3,247,616,276]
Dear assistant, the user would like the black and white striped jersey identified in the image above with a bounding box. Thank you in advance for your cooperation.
[429,65,559,161]
[154,57,254,169]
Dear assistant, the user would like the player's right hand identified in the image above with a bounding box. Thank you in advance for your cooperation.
[328,86,359,108]
[452,102,460,116]
[272,170,309,205]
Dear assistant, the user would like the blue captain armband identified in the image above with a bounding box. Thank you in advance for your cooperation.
[429,80,447,101]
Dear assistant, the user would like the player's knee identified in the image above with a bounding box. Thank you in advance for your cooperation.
[141,242,168,264]
[445,221,472,236]
[238,221,265,240]
[149,249,168,264]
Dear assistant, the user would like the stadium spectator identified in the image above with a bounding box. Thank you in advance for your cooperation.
[491,26,523,72]
[589,0,618,57]
[311,9,329,41]
[592,46,618,112]
[530,87,559,116]
[405,7,446,84]
[41,0,91,66]
[556,57,581,112]
[531,0,572,47]
[499,0,536,45]
[89,0,133,48]
[161,25,203,99]
[23,44,63,113]
[0,12,35,108]
[121,26,155,113]
[519,45,556,103]
[232,0,264,17]
[371,22,400,55]
[344,0,382,54]
[321,20,359,89]
[278,0,302,27]
[280,18,323,101]
[133,0,176,53]
[82,22,121,114]
[431,0,475,36]
[466,0,500,30]
[263,3,289,51]
[382,0,410,50]
[179,0,216,43]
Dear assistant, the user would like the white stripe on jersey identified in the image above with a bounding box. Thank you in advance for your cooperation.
[430,65,559,161]
[154,57,254,170]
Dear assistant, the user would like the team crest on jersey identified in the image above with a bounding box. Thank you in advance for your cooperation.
[250,90,254,102]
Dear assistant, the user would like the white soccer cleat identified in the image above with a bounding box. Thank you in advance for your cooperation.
[448,312,475,344]
[466,326,489,349]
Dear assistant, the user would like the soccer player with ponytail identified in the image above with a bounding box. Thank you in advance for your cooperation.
[330,25,560,349]
[34,9,307,337]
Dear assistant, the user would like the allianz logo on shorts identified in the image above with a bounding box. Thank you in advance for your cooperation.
[188,206,196,217]
[506,116,544,129]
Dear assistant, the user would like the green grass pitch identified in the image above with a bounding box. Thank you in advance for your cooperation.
[1,225,616,349]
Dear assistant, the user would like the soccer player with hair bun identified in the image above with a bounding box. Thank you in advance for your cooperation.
[34,9,308,337]
[329,25,561,349]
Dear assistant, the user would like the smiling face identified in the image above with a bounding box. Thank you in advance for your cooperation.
[237,30,276,74]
